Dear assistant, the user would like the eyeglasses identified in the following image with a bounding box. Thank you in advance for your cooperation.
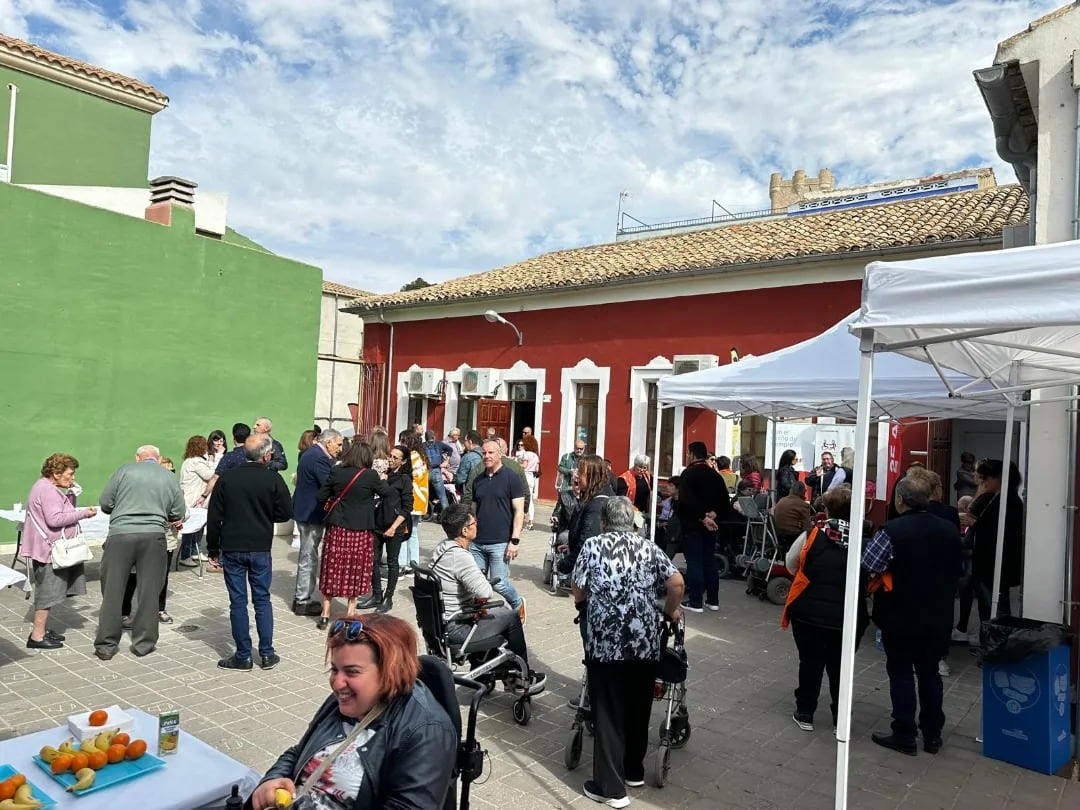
[330,619,366,640]
[465,520,477,528]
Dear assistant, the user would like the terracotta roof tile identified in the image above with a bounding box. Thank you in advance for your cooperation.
[350,184,1028,312]
[322,280,372,297]
[0,34,168,104]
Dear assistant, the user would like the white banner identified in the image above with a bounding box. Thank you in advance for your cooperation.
[764,422,857,471]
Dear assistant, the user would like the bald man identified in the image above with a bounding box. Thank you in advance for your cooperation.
[252,416,288,472]
[95,444,185,660]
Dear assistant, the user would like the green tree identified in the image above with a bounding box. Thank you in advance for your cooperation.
[400,277,432,291]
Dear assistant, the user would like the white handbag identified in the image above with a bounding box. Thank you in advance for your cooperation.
[26,510,92,570]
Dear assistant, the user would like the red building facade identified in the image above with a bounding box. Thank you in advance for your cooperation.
[351,184,1027,500]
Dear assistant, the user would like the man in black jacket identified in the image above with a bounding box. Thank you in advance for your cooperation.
[207,434,293,672]
[676,442,734,613]
[862,476,962,755]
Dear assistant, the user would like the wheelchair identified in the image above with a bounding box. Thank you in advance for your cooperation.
[411,566,544,726]
[418,655,487,810]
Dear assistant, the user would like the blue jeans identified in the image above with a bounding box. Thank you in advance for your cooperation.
[469,542,521,609]
[430,475,449,510]
[180,529,203,559]
[398,518,420,569]
[682,530,718,608]
[221,550,275,660]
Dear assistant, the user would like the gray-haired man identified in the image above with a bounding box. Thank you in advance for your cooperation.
[95,445,185,660]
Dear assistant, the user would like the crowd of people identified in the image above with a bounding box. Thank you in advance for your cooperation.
[17,422,1025,806]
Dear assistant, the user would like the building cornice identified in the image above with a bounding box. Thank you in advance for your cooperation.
[0,45,168,114]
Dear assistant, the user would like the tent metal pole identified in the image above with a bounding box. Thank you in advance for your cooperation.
[770,408,779,503]
[648,398,664,544]
[834,333,876,810]
[990,363,1019,619]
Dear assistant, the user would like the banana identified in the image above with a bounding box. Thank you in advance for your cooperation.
[57,738,76,755]
[66,767,95,793]
[274,787,294,808]
[79,738,100,754]
[13,785,43,808]
[93,728,118,751]
[38,745,59,763]
[0,800,44,810]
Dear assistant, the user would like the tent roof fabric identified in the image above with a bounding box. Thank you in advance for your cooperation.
[658,312,1008,420]
[852,238,1080,390]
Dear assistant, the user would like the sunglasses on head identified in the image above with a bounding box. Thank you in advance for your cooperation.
[330,619,366,641]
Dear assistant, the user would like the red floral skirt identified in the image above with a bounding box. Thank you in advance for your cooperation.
[319,526,374,598]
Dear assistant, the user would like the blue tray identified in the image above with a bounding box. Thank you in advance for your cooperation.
[0,763,56,807]
[32,751,165,796]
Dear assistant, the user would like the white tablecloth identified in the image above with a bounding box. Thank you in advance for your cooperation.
[0,563,26,590]
[0,508,110,543]
[0,709,260,809]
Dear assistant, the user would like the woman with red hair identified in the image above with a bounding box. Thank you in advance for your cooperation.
[249,614,456,809]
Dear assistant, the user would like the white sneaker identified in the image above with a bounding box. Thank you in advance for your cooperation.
[950,628,968,643]
[196,553,210,562]
[178,557,198,568]
[938,659,951,677]
[583,781,630,808]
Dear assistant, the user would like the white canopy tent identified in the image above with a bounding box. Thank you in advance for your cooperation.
[658,311,1009,421]
[837,239,1080,809]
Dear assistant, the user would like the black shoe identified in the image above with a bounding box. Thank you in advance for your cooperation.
[260,653,281,670]
[94,648,116,660]
[26,634,62,650]
[923,737,942,754]
[871,732,917,756]
[376,597,393,613]
[357,594,381,610]
[217,654,253,671]
[316,617,330,631]
[292,601,322,617]
[45,629,66,642]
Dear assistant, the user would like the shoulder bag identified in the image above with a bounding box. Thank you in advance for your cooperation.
[26,510,93,570]
[323,467,367,515]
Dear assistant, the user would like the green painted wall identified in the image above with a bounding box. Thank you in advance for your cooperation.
[0,184,322,540]
[0,66,153,187]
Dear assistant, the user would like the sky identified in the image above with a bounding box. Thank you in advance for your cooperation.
[0,0,1064,292]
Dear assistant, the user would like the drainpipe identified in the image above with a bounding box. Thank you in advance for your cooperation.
[992,134,1037,244]
[5,83,17,181]
[378,311,395,429]
[1070,65,1080,768]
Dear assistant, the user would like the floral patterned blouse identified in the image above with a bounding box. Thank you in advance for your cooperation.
[571,530,677,662]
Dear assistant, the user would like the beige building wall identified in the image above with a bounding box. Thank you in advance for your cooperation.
[317,290,365,432]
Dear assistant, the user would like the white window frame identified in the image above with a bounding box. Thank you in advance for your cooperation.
[501,360,547,453]
[560,358,610,457]
[628,357,685,477]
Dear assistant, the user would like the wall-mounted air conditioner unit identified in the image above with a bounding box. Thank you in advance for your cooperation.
[672,354,720,375]
[460,368,498,397]
[406,369,442,397]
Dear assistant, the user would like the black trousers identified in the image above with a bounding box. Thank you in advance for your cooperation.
[121,550,173,615]
[791,620,841,721]
[447,607,529,662]
[586,660,657,798]
[882,631,944,743]
[371,535,401,601]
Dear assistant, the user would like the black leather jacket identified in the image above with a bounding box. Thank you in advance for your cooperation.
[253,683,456,809]
[558,484,615,573]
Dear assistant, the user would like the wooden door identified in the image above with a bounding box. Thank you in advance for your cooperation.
[929,419,953,485]
[478,399,511,442]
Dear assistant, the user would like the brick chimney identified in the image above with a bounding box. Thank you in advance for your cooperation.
[145,175,197,227]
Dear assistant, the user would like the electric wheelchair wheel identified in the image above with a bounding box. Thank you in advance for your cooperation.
[513,696,532,726]
[653,742,672,787]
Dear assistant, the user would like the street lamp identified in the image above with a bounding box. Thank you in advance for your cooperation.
[483,310,523,346]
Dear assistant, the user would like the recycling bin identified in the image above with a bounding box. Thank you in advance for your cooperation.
[981,617,1072,775]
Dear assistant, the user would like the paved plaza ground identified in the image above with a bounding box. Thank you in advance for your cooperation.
[0,504,1077,809]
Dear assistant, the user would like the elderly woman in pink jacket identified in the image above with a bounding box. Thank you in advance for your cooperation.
[22,453,97,649]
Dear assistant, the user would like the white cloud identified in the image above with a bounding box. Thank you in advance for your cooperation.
[5,0,1063,291]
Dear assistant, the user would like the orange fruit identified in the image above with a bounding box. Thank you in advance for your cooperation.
[125,739,147,761]
[70,752,89,772]
[8,775,24,789]
[51,754,73,774]
[87,710,108,727]
[112,732,130,747]
[87,751,107,770]
[106,744,125,764]
[0,780,15,801]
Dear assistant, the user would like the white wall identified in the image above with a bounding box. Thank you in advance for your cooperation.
[315,292,365,431]
[20,184,228,235]
[996,15,1080,623]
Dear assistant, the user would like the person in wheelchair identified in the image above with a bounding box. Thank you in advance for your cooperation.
[433,503,545,690]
